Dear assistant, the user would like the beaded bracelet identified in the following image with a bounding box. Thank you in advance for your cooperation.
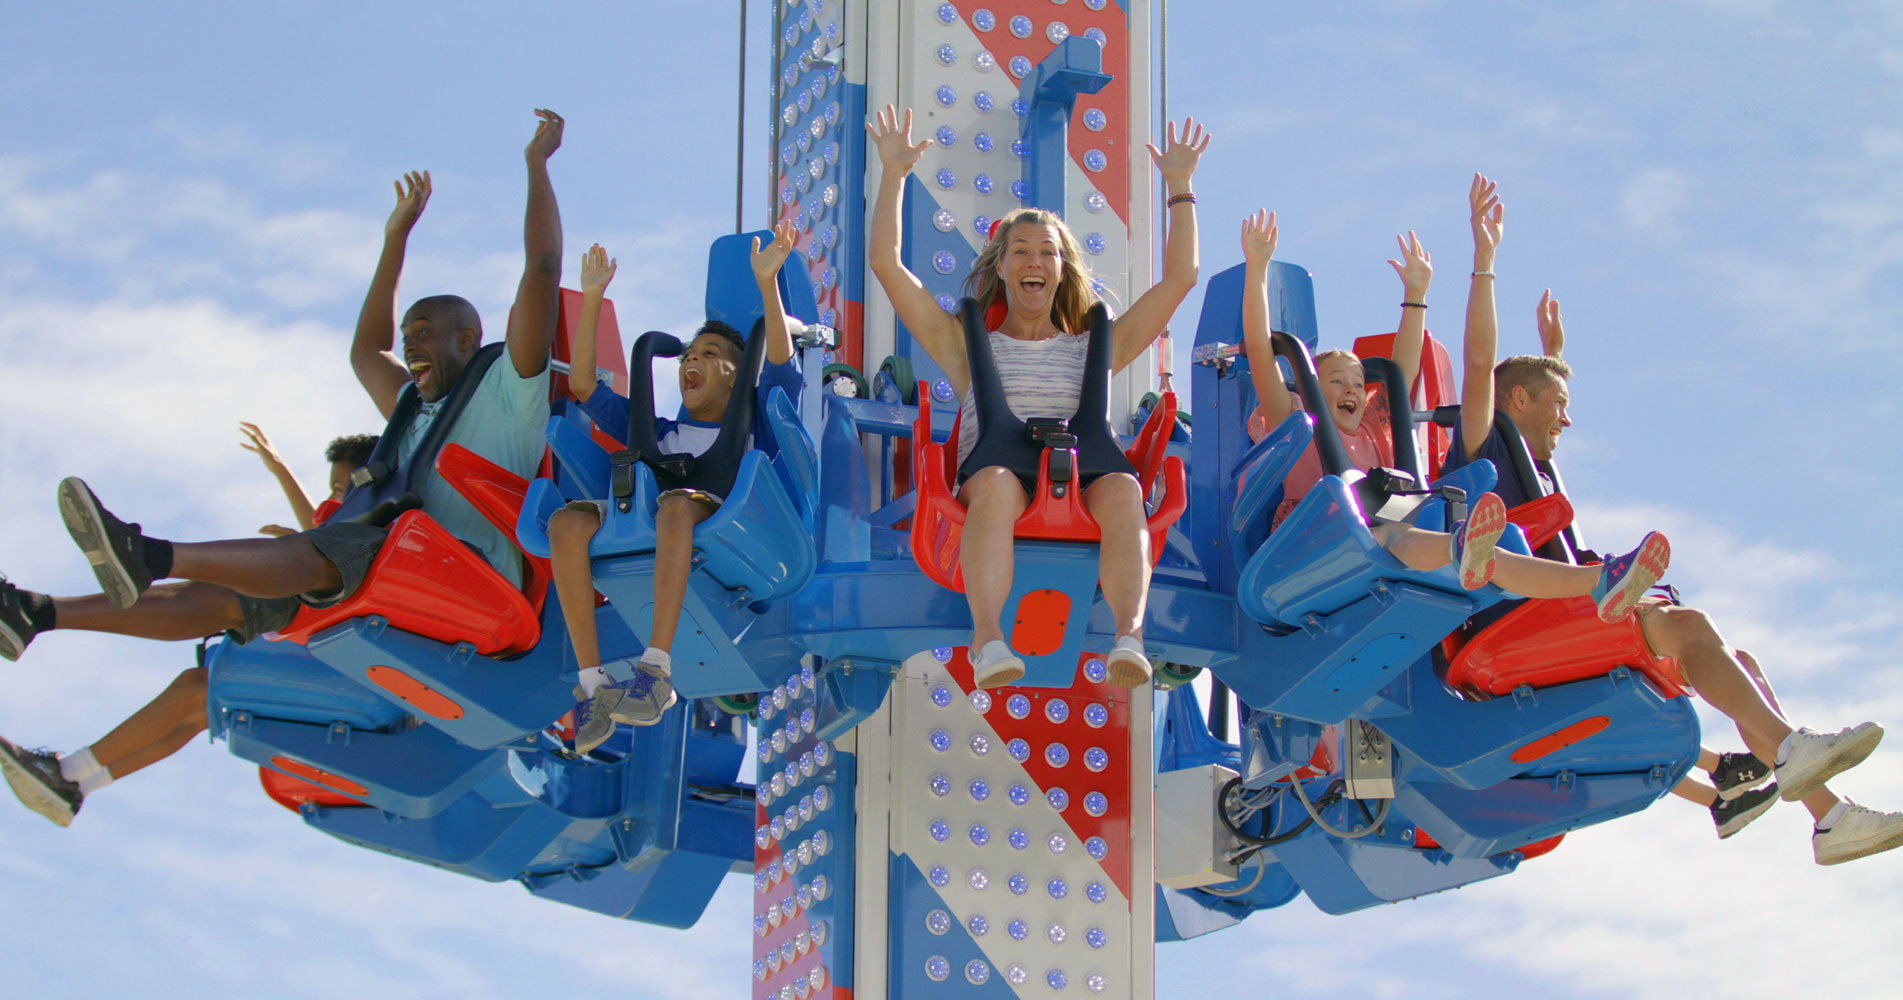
[1400,302,1427,309]
[1166,193,1197,207]
[1471,270,1495,278]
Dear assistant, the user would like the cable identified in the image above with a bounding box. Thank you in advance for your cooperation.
[735,0,748,233]
[1216,776,1316,848]
[1287,774,1391,840]
[1197,850,1269,898]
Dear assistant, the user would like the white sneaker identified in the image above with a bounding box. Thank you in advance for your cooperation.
[1105,635,1152,689]
[1777,723,1884,802]
[971,641,1025,689]
[1814,801,1903,865]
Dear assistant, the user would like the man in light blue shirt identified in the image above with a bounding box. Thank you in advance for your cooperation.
[0,109,566,827]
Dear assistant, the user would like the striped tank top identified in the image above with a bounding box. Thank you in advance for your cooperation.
[956,330,1093,467]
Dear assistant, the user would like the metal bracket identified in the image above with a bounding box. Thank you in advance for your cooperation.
[1342,719,1395,800]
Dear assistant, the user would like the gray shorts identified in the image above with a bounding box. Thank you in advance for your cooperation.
[230,520,390,643]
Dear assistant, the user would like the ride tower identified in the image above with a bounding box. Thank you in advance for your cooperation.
[760,2,1161,997]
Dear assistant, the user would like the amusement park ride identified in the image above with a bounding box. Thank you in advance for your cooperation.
[200,2,1701,997]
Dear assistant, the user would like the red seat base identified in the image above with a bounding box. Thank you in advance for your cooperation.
[279,510,540,658]
[909,387,1187,593]
[1444,593,1684,699]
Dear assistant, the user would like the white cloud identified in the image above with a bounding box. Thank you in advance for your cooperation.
[1619,167,1691,235]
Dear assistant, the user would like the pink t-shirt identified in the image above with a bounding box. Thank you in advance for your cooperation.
[1249,384,1393,527]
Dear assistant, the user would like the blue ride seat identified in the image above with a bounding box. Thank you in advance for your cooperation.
[1219,332,1521,723]
[1380,661,1700,857]
[295,696,751,927]
[294,443,586,752]
[205,636,506,818]
[519,375,818,700]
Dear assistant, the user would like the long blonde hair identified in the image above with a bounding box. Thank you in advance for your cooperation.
[962,208,1098,335]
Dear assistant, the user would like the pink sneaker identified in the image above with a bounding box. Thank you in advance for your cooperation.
[1449,492,1507,590]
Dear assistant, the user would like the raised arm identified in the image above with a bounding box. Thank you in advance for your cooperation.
[1239,210,1293,429]
[351,171,430,418]
[569,243,615,402]
[1112,117,1210,372]
[1536,288,1565,360]
[1459,174,1504,460]
[239,422,317,531]
[1387,230,1433,391]
[865,106,966,387]
[750,218,800,367]
[505,108,564,379]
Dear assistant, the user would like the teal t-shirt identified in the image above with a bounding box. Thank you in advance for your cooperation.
[397,356,551,586]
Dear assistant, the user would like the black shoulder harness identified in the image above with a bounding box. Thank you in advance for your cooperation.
[954,297,1135,495]
[331,342,508,525]
[611,318,770,512]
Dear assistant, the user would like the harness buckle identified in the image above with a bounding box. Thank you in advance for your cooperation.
[610,449,638,514]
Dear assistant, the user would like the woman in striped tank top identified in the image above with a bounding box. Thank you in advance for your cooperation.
[866,105,1209,689]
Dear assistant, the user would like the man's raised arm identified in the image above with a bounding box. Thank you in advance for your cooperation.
[352,171,431,419]
[506,108,565,379]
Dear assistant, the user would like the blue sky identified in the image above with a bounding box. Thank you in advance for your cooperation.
[2,2,1901,997]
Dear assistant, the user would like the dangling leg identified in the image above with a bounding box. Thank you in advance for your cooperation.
[958,467,1029,687]
[1085,473,1152,688]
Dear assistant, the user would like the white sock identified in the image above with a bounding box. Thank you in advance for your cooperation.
[578,666,611,697]
[78,768,114,795]
[1818,799,1851,831]
[1775,730,1800,766]
[639,647,671,673]
[58,746,102,784]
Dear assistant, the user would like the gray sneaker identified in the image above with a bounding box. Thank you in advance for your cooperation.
[1777,723,1883,802]
[609,658,677,727]
[1712,782,1778,839]
[1814,801,1903,865]
[571,685,625,755]
[0,737,82,827]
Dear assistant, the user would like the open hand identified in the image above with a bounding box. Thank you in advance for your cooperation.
[1469,173,1504,257]
[239,421,289,473]
[1147,117,1211,186]
[526,108,564,162]
[1387,230,1432,298]
[1240,209,1278,267]
[385,170,430,239]
[580,243,616,295]
[865,105,931,176]
[1537,289,1565,358]
[752,218,798,284]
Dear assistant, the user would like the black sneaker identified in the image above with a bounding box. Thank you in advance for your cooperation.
[57,477,154,610]
[1710,751,1772,801]
[0,575,41,662]
[1712,781,1778,839]
[0,736,82,827]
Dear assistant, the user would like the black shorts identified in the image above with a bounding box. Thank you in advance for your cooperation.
[229,520,389,643]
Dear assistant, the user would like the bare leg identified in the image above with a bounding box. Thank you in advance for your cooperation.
[1084,473,1149,641]
[1637,605,1840,821]
[957,468,1029,649]
[1374,524,1607,598]
[53,582,244,640]
[649,494,716,653]
[548,507,604,669]
[90,668,208,780]
[170,536,343,599]
[1673,773,1718,807]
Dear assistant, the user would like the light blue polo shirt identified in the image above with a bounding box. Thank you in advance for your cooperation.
[397,355,551,586]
